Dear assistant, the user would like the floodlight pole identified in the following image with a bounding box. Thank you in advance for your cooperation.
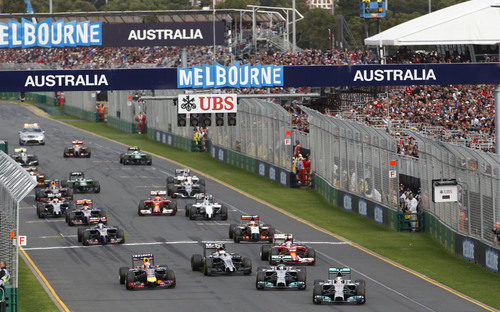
[213,0,216,61]
[292,0,296,53]
[49,0,52,13]
[428,0,431,13]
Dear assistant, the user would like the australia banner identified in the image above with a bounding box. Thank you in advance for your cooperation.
[0,19,225,48]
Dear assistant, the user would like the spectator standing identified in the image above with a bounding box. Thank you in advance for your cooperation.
[0,261,10,291]
[408,194,419,231]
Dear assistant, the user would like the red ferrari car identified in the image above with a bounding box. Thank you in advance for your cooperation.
[260,234,316,265]
[138,191,177,216]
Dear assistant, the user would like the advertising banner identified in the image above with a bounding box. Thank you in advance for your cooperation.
[102,22,225,47]
[2,63,499,91]
[0,19,224,48]
[177,94,237,113]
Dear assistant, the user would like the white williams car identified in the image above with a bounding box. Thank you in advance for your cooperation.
[19,123,45,145]
[185,194,228,221]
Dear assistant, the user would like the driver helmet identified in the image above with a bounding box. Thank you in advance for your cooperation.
[52,198,59,203]
[336,276,343,284]
[218,247,226,256]
[97,223,104,230]
[285,240,292,247]
[143,261,151,269]
[277,264,286,270]
[249,220,257,226]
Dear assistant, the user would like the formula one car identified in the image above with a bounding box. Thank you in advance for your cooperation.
[191,243,252,276]
[25,167,40,183]
[138,191,177,216]
[63,140,91,158]
[256,264,307,290]
[229,215,275,243]
[61,172,100,193]
[260,234,316,265]
[119,254,176,290]
[166,169,205,198]
[185,194,228,221]
[119,147,152,165]
[312,268,366,304]
[19,123,45,145]
[36,197,72,218]
[35,181,73,202]
[77,222,125,246]
[65,199,107,226]
[11,148,39,166]
[33,173,51,189]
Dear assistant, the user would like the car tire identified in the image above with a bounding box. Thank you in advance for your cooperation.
[203,258,213,276]
[306,248,316,265]
[138,200,145,216]
[191,254,203,271]
[189,206,197,220]
[260,244,271,261]
[355,280,366,304]
[82,231,90,246]
[119,267,129,285]
[77,228,84,242]
[165,269,176,287]
[256,270,266,289]
[94,181,100,193]
[267,227,276,242]
[67,212,75,226]
[233,228,242,243]
[297,267,307,290]
[269,248,280,265]
[36,204,44,218]
[313,283,323,304]
[242,258,252,275]
[220,205,228,221]
[125,271,135,290]
[117,229,125,244]
[228,224,237,239]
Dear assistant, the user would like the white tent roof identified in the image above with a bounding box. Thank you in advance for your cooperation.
[365,0,500,46]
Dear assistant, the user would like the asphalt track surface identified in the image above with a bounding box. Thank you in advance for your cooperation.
[1,102,490,312]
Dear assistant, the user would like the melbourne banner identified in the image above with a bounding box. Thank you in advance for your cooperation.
[0,19,224,48]
[1,63,499,91]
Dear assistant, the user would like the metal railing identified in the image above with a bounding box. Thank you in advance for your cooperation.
[0,151,37,288]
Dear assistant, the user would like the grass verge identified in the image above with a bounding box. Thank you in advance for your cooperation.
[57,120,500,309]
[19,256,59,312]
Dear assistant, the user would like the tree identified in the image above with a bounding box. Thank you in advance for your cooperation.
[296,8,335,50]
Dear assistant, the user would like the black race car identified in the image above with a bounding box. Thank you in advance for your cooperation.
[119,254,176,290]
[35,181,73,202]
[119,147,152,165]
[65,199,107,226]
[190,243,252,276]
[61,172,100,193]
[63,140,91,158]
[77,223,125,246]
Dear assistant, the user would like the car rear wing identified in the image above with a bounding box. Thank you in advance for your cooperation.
[175,169,190,175]
[14,148,27,153]
[203,242,225,256]
[273,233,293,244]
[75,199,93,205]
[329,267,351,279]
[72,140,84,144]
[70,172,84,177]
[132,253,154,266]
[241,215,259,221]
[150,190,167,196]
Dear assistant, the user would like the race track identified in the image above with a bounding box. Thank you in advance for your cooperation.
[1,102,489,312]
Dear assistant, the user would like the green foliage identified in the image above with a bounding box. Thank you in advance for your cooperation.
[296,8,335,49]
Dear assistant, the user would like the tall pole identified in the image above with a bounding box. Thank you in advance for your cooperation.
[428,0,431,13]
[292,0,296,53]
[213,0,216,61]
[50,0,53,13]
[252,8,256,51]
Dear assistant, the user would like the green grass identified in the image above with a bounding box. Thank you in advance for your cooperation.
[60,120,499,309]
[19,256,59,312]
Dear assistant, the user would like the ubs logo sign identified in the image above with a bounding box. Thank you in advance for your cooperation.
[211,146,216,158]
[218,149,224,161]
[485,248,498,272]
[156,131,161,142]
[269,166,276,181]
[161,132,167,144]
[358,199,367,216]
[258,162,265,176]
[167,134,172,145]
[343,194,352,211]
[374,205,383,224]
[462,239,474,261]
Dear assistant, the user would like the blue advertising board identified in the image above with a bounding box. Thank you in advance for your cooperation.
[1,63,499,91]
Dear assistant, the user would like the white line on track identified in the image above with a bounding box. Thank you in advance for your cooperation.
[26,219,66,223]
[23,240,347,251]
[316,250,438,312]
